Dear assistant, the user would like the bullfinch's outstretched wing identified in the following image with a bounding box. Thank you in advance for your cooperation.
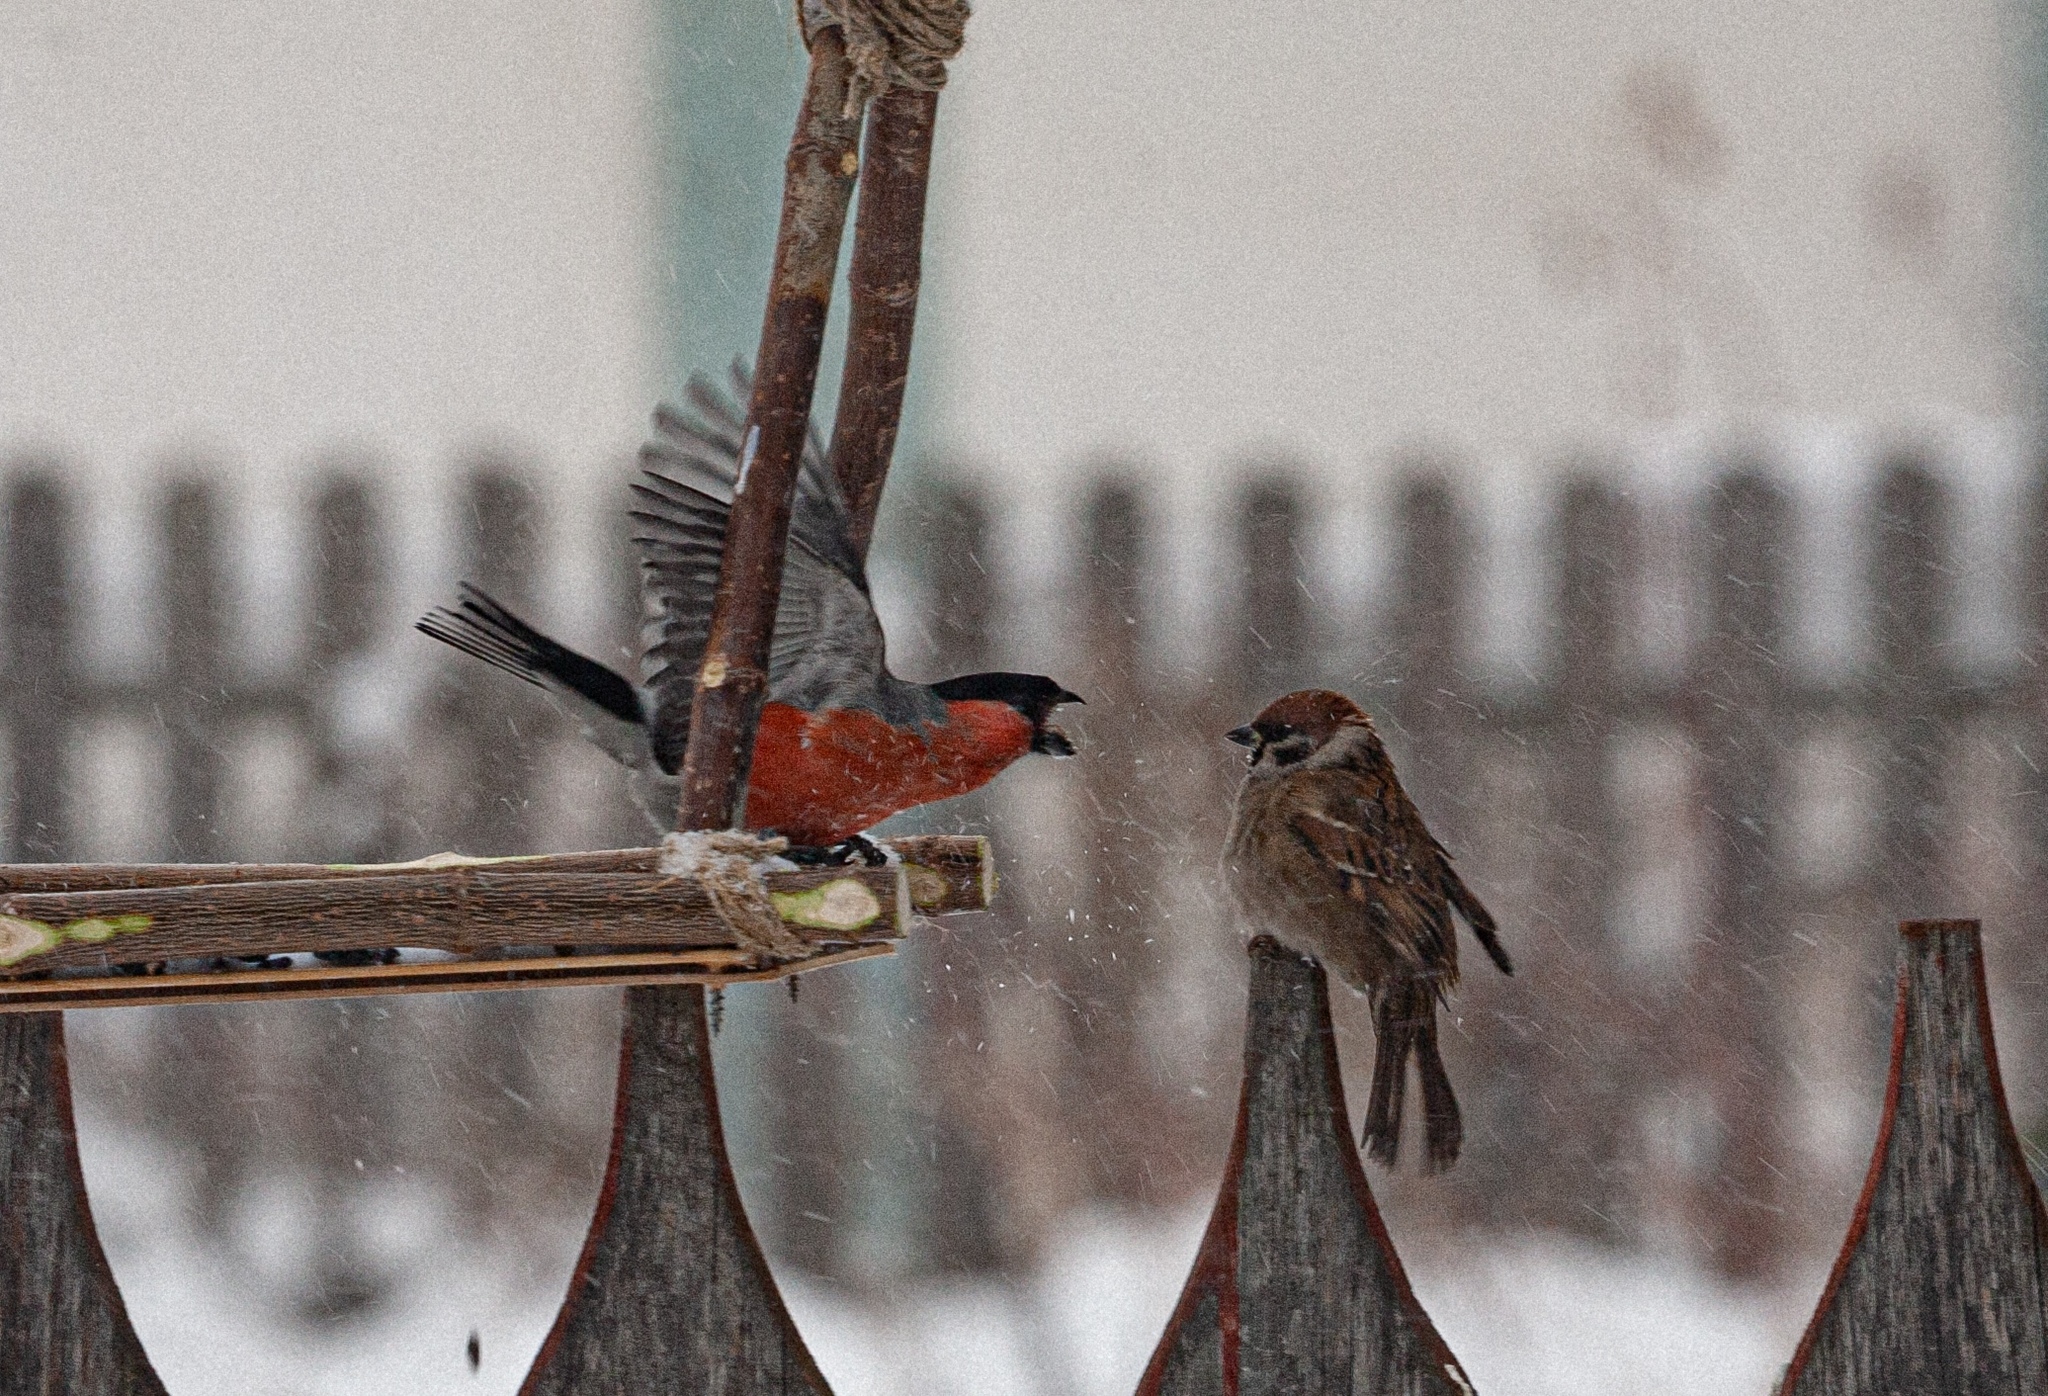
[633,364,934,775]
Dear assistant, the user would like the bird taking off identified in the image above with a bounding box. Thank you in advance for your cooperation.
[1221,689,1512,1172]
[417,364,1080,851]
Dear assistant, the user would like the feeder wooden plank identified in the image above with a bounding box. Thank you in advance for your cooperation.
[0,834,988,909]
[0,866,903,974]
[0,944,894,1013]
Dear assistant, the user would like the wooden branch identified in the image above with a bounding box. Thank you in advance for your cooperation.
[1778,920,2048,1394]
[879,833,993,913]
[1138,936,1474,1395]
[528,27,887,1394]
[0,834,993,913]
[0,1013,169,1392]
[0,865,905,975]
[677,26,863,831]
[0,834,997,1007]
[828,86,939,559]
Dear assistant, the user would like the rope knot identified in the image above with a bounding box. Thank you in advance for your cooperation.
[803,0,970,117]
[659,830,805,960]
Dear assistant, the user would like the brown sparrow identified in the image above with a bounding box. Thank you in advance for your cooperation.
[1222,689,1512,1171]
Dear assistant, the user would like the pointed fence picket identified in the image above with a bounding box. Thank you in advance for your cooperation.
[1137,937,1475,1396]
[1777,920,2048,1394]
[0,1014,165,1396]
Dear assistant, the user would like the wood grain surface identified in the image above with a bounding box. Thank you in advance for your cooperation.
[1138,936,1475,1396]
[520,986,834,1394]
[0,835,991,911]
[0,866,903,975]
[1778,919,2048,1395]
[0,1012,167,1394]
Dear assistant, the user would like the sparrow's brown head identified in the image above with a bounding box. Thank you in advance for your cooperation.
[1225,688,1380,776]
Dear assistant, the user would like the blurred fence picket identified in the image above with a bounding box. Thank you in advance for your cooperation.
[1690,470,1794,1277]
[1777,920,2048,1393]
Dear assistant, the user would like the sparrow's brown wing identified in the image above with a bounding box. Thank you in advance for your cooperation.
[633,364,938,774]
[1285,771,1458,988]
[1428,831,1514,975]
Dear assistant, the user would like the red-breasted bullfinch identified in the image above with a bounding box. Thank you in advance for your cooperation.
[418,365,1080,853]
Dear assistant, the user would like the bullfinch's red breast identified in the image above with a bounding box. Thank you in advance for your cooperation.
[418,364,1080,849]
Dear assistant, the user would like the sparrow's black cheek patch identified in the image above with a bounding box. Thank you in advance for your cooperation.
[1270,736,1314,767]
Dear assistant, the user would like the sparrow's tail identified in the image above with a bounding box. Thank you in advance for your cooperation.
[416,583,643,727]
[1362,979,1463,1172]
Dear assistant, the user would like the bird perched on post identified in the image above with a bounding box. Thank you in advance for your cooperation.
[417,365,1080,853]
[1221,689,1512,1171]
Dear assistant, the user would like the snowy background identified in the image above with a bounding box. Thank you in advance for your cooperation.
[7,0,2048,1390]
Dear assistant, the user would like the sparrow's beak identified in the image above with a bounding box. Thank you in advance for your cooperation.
[1224,725,1257,747]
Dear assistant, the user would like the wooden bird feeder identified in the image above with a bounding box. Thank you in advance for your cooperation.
[0,834,992,1012]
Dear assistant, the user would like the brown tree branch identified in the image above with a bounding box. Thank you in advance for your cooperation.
[828,86,940,559]
[0,834,992,914]
[677,27,863,831]
[0,864,907,974]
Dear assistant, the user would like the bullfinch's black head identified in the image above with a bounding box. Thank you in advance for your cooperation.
[931,672,1084,755]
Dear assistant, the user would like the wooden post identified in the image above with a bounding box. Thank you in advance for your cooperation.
[1385,474,1506,1217]
[1777,920,2048,1393]
[1235,476,1311,701]
[1071,480,1179,1204]
[5,474,73,861]
[162,478,228,862]
[0,1013,168,1395]
[903,480,1012,1273]
[1138,937,1475,1396]
[1869,461,1952,912]
[450,468,542,856]
[308,475,398,861]
[522,21,863,1393]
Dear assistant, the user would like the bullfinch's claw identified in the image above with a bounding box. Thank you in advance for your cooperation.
[783,834,888,868]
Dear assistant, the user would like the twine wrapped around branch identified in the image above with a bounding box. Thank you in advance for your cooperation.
[804,0,969,115]
[659,830,806,958]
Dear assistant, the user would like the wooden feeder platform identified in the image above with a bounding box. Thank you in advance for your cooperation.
[0,833,990,1011]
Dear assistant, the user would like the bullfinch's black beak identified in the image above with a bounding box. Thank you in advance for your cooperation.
[1225,725,1257,747]
[1055,688,1084,706]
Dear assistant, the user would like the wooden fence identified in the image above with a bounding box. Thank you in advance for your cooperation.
[1,452,2046,1389]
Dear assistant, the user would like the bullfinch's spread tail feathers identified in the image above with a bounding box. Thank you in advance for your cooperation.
[414,585,662,785]
[415,363,1081,843]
